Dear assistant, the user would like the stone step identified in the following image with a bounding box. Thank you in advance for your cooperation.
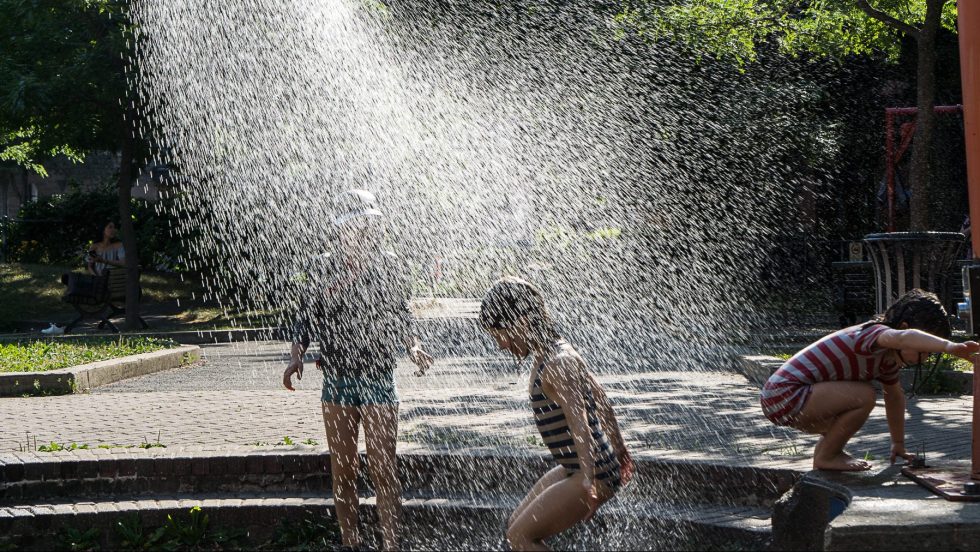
[0,490,771,551]
[0,449,799,510]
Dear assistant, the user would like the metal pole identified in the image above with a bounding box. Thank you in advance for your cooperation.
[886,110,896,232]
[975,337,980,482]
[957,0,980,481]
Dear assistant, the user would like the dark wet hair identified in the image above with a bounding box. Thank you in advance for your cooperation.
[863,288,951,339]
[480,276,561,345]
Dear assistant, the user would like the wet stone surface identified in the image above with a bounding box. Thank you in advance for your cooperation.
[0,340,973,472]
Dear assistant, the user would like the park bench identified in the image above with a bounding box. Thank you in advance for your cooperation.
[62,269,148,333]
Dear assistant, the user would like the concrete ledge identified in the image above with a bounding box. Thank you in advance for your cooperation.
[0,448,788,551]
[820,462,980,551]
[736,354,785,386]
[0,447,798,508]
[0,345,200,397]
[0,491,771,551]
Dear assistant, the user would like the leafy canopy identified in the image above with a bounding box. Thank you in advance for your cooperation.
[614,0,959,65]
[0,0,132,176]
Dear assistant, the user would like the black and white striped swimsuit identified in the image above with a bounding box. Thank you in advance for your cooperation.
[530,361,621,489]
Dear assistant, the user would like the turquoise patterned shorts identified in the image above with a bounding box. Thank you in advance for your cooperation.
[321,374,398,406]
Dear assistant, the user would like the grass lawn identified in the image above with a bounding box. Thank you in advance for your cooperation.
[0,263,277,332]
[0,336,178,373]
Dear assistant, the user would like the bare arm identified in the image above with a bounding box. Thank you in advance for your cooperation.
[283,317,310,391]
[399,295,433,375]
[876,329,980,360]
[882,381,912,464]
[588,376,626,456]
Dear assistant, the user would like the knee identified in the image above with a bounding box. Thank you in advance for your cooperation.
[857,385,877,411]
[506,525,528,549]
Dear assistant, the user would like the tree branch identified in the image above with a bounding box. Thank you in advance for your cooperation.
[855,0,920,39]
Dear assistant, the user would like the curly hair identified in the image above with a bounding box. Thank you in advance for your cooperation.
[480,276,561,345]
[863,288,951,339]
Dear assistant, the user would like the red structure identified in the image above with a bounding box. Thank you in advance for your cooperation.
[960,0,980,482]
[883,105,963,232]
[896,5,980,500]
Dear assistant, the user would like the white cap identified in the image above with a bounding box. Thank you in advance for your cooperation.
[332,189,383,227]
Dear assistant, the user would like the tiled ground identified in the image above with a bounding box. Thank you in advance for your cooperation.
[1,340,973,471]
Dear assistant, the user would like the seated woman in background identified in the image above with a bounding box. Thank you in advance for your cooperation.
[87,220,125,275]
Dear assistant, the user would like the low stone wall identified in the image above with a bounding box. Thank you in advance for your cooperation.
[0,345,200,396]
[0,447,799,507]
[0,447,799,551]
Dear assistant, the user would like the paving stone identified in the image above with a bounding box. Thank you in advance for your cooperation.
[0,340,974,490]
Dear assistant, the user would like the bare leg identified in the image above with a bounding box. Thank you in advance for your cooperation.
[509,466,569,528]
[362,404,401,552]
[506,471,610,551]
[790,382,876,471]
[323,404,362,548]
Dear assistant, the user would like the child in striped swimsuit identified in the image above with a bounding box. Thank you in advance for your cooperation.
[480,277,632,551]
[762,289,978,471]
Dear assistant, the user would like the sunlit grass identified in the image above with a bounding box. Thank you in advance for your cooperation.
[0,337,177,372]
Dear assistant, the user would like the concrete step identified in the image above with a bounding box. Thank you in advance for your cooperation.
[0,490,772,551]
[0,449,799,510]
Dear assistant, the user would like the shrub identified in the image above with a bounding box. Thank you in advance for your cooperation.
[4,183,189,271]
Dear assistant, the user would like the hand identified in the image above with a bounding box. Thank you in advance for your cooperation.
[283,357,304,391]
[582,476,600,521]
[410,345,434,377]
[945,341,980,361]
[890,442,915,465]
[618,449,635,487]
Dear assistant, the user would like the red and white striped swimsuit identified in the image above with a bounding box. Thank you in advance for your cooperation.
[761,324,900,426]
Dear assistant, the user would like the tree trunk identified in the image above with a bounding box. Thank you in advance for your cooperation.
[906,0,945,231]
[118,120,142,330]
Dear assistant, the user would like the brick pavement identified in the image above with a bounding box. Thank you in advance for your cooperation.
[0,341,974,471]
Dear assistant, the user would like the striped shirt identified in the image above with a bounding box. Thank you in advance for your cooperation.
[530,359,620,486]
[761,324,899,425]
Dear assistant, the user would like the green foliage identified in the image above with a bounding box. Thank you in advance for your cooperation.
[11,509,332,550]
[159,506,246,550]
[114,515,170,551]
[6,184,118,264]
[164,506,209,548]
[615,0,959,66]
[5,184,188,270]
[55,526,101,552]
[0,0,134,170]
[934,352,973,372]
[0,337,177,373]
[268,514,341,551]
[37,442,89,452]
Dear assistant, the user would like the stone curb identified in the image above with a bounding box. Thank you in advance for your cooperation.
[736,354,974,395]
[0,345,200,397]
[0,492,771,552]
[0,448,800,508]
[735,355,785,387]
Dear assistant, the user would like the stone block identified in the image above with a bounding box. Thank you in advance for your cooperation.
[772,473,851,551]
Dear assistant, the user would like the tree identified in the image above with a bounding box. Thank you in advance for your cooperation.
[615,0,959,231]
[0,0,145,328]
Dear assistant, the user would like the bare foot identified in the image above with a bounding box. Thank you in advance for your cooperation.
[814,452,871,472]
